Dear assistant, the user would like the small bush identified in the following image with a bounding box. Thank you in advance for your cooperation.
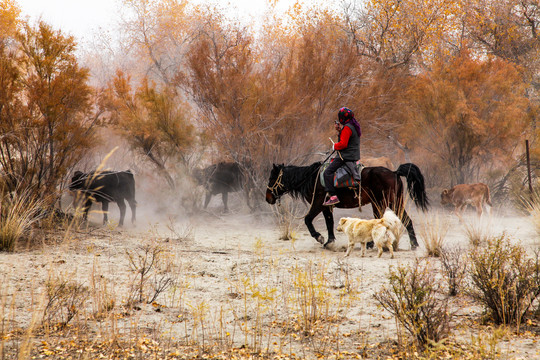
[468,235,540,327]
[43,276,89,328]
[126,243,175,305]
[166,217,194,242]
[440,245,467,296]
[373,259,451,350]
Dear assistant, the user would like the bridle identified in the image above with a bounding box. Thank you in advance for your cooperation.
[267,168,285,200]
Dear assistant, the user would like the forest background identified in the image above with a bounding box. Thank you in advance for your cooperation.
[0,0,539,211]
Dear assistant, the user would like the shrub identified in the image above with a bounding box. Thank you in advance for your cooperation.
[468,235,540,327]
[126,243,175,305]
[373,259,451,349]
[43,276,89,328]
[440,245,467,296]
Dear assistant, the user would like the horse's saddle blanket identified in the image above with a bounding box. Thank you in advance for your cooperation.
[320,162,364,188]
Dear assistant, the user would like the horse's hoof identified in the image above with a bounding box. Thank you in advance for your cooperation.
[316,235,325,244]
[411,244,418,250]
[324,241,346,252]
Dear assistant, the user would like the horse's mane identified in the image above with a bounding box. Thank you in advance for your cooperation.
[282,161,322,200]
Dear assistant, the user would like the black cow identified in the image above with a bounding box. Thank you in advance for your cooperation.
[69,170,137,226]
[193,162,252,212]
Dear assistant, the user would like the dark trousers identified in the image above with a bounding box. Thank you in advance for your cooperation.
[323,157,345,196]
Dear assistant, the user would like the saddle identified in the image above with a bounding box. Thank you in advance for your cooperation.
[320,161,363,188]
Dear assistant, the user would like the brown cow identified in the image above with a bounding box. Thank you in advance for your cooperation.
[440,183,492,219]
[361,156,394,170]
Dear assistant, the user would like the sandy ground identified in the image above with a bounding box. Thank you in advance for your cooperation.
[1,190,540,359]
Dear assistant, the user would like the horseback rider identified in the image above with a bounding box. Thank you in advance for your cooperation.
[322,107,362,206]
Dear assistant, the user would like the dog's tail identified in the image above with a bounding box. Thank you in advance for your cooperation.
[382,209,400,229]
[382,208,394,220]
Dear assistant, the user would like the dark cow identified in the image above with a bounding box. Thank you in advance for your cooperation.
[441,183,492,219]
[69,170,137,226]
[193,162,252,212]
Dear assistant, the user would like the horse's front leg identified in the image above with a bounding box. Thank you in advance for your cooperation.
[304,207,325,245]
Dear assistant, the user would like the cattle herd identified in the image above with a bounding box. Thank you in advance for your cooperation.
[68,159,492,231]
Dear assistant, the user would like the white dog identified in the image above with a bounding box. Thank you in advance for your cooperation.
[336,209,403,258]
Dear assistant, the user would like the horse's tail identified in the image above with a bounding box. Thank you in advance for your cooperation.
[395,163,430,212]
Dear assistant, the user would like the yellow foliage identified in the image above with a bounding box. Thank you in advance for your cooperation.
[362,0,462,66]
[103,71,195,187]
[0,0,20,39]
[401,50,531,183]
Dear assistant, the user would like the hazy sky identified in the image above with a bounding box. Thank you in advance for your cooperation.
[15,0,303,42]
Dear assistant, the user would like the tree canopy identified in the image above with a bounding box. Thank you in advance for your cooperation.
[1,0,538,203]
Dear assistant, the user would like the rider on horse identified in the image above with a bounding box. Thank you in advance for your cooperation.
[322,107,362,206]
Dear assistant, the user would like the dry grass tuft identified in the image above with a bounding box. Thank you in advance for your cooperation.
[0,189,44,251]
[520,189,540,237]
[463,217,495,247]
[419,212,450,257]
[271,197,304,241]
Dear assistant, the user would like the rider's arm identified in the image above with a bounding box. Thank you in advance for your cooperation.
[333,126,351,151]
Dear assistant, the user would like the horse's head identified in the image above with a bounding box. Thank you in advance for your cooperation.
[266,163,285,204]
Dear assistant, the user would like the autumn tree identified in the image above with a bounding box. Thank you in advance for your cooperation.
[342,0,461,69]
[103,71,196,189]
[178,5,365,190]
[463,0,540,64]
[462,0,540,172]
[400,51,530,185]
[254,7,362,164]
[335,0,465,161]
[119,0,201,85]
[0,21,98,203]
[177,10,266,186]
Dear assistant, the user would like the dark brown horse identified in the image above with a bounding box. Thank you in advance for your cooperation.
[265,162,429,249]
